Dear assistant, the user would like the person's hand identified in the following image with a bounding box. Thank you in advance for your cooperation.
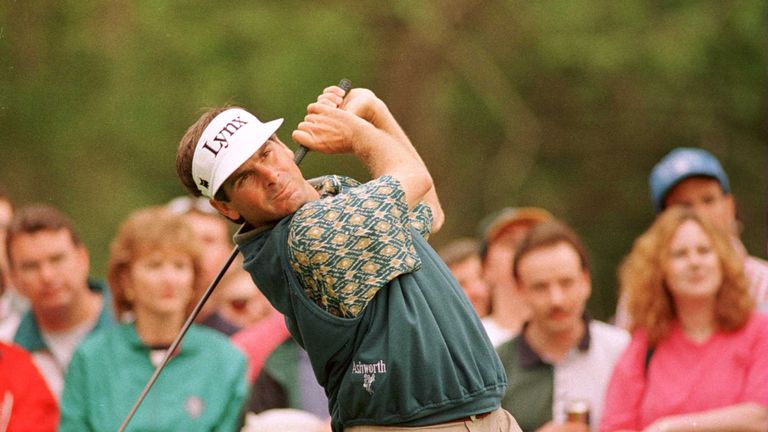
[315,85,346,108]
[536,421,590,432]
[340,88,377,119]
[292,101,365,154]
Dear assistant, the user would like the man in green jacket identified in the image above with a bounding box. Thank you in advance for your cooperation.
[7,204,114,398]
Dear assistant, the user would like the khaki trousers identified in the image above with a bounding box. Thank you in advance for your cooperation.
[344,408,522,432]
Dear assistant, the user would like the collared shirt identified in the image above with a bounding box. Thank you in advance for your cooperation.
[498,318,629,431]
[286,175,432,317]
[235,175,506,430]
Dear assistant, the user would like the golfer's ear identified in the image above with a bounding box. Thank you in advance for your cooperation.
[209,198,240,221]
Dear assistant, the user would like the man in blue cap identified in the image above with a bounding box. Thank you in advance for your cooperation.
[649,147,768,310]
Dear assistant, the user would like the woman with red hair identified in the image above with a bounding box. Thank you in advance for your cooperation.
[600,207,768,432]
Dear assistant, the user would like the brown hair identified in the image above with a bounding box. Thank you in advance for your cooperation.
[6,204,82,265]
[619,206,752,345]
[107,206,203,317]
[438,238,481,267]
[175,105,235,201]
[512,220,590,280]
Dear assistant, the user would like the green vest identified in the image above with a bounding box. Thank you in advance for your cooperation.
[239,216,506,431]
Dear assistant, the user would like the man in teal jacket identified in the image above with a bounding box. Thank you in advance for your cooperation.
[8,204,115,398]
[176,85,520,431]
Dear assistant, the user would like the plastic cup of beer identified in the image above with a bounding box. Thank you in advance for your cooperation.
[564,399,590,424]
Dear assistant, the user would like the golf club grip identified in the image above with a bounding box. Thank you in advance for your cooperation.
[293,78,353,165]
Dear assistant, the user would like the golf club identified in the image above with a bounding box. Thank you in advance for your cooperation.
[117,78,352,432]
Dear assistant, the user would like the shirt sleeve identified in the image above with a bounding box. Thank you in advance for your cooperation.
[408,202,433,240]
[288,175,421,318]
[599,331,648,432]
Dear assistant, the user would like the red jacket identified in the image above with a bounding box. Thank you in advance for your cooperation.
[0,342,59,432]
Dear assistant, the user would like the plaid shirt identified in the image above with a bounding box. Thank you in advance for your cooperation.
[287,175,432,318]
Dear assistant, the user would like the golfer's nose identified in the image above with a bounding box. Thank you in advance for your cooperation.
[254,164,279,185]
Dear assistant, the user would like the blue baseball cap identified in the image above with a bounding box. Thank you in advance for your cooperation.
[649,147,730,213]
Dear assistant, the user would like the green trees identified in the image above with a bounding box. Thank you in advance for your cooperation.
[1,1,764,318]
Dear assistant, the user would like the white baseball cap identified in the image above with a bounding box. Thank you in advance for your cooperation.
[192,108,283,199]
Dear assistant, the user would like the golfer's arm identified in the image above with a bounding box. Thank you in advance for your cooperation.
[357,98,445,231]
[351,123,430,207]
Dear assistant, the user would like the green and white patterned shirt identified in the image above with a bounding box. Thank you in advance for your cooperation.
[288,175,432,317]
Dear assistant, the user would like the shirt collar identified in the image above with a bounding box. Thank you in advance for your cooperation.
[124,323,187,357]
[233,175,361,245]
[518,314,592,368]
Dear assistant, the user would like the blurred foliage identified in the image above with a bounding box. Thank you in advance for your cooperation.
[0,0,765,320]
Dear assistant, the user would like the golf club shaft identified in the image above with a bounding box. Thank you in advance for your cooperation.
[118,78,352,432]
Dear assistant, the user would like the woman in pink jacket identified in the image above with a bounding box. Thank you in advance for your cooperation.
[600,206,768,432]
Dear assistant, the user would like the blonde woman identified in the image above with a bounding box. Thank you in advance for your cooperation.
[600,207,768,432]
[59,207,247,431]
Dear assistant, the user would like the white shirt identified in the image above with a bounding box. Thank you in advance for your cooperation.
[35,319,97,398]
[481,316,516,347]
[551,320,629,428]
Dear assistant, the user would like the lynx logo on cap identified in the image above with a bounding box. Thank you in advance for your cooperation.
[192,108,283,199]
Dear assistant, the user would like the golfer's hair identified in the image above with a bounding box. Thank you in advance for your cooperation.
[6,204,82,265]
[107,206,203,317]
[512,220,590,280]
[176,105,235,201]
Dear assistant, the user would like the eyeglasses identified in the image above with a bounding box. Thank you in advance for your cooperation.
[166,196,218,216]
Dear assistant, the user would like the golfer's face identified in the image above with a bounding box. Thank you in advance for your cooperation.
[220,137,314,226]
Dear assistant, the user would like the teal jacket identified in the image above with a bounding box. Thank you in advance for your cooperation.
[59,323,248,432]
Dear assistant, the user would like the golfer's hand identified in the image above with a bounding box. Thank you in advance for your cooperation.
[341,88,387,127]
[315,85,346,108]
[292,101,362,154]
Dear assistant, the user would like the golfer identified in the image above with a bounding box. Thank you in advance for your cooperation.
[175,85,520,431]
